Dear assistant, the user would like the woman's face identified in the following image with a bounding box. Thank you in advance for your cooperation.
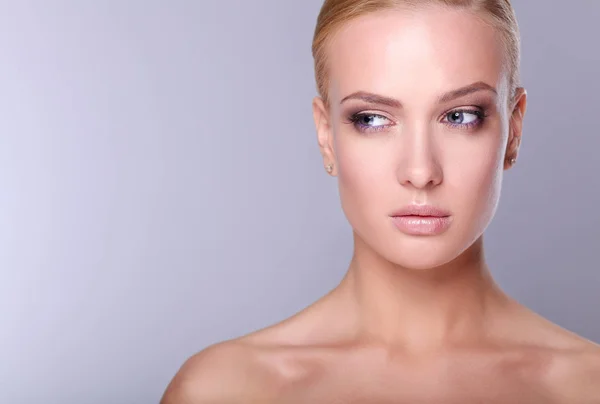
[313,5,526,270]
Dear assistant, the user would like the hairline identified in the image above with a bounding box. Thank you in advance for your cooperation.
[315,2,518,110]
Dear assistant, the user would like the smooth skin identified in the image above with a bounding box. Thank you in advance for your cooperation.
[161,5,600,403]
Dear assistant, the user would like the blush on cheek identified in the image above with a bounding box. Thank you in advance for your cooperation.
[470,151,504,229]
[335,144,373,189]
[338,159,369,209]
[336,153,383,230]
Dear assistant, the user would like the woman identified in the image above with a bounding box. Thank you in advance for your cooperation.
[162,0,600,402]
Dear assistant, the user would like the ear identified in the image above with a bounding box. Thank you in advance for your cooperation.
[312,96,337,176]
[504,87,527,170]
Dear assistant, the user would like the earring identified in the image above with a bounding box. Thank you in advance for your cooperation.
[325,163,334,173]
[509,157,516,165]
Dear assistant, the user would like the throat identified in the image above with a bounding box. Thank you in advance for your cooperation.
[339,247,508,351]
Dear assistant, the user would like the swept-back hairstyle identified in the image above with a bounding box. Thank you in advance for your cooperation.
[312,0,520,107]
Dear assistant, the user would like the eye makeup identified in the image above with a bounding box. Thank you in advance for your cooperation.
[440,108,488,130]
[346,112,394,134]
[343,103,492,135]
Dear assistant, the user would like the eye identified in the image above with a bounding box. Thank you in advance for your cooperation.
[442,109,484,129]
[348,113,392,133]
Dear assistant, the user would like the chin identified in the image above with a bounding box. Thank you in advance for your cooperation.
[381,239,464,271]
[388,252,461,271]
[357,225,474,271]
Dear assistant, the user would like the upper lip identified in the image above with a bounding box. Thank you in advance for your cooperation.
[390,204,451,217]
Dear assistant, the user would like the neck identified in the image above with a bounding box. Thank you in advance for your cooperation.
[338,233,510,352]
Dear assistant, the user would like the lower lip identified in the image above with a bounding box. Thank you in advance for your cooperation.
[391,215,452,236]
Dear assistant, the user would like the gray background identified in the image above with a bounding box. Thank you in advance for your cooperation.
[0,1,598,403]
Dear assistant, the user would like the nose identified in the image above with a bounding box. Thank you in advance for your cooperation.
[396,124,443,189]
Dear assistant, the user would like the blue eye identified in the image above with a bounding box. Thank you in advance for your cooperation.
[348,108,486,134]
[443,109,484,129]
[348,113,392,133]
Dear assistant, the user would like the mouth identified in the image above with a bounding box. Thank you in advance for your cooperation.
[390,204,452,236]
[390,204,451,218]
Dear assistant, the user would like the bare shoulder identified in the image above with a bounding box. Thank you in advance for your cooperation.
[548,342,600,403]
[159,295,339,403]
[506,305,600,401]
[160,339,285,404]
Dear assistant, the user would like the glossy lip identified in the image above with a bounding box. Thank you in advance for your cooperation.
[390,204,451,218]
[389,204,452,236]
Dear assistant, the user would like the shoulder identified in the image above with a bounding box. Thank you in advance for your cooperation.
[509,309,600,401]
[159,297,344,403]
[160,339,285,404]
[547,343,600,403]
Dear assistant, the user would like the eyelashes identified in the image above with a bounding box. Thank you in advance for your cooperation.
[347,113,391,134]
[346,108,488,134]
[444,109,486,129]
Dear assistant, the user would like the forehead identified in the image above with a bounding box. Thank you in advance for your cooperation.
[327,6,508,103]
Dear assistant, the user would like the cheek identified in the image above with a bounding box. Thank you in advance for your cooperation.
[464,145,502,191]
[337,149,375,202]
[335,139,391,221]
[450,136,505,222]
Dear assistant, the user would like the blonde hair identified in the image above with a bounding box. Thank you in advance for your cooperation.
[311,0,521,108]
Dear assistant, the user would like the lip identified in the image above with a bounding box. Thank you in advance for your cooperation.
[390,204,452,236]
[390,204,451,218]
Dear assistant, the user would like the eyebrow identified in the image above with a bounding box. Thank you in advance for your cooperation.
[340,81,497,107]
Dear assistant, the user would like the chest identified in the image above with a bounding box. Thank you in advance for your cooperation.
[277,364,558,404]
